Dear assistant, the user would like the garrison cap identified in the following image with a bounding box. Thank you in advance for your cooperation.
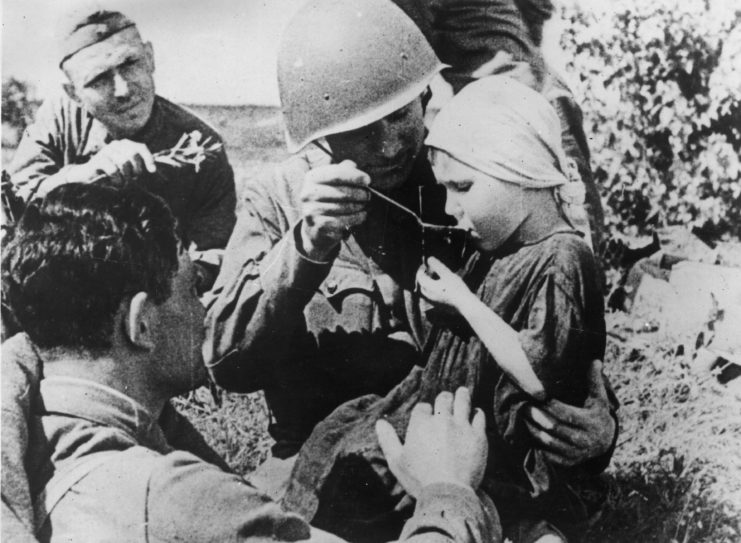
[58,10,137,68]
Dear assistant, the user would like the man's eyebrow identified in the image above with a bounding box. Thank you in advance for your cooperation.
[82,67,110,86]
[82,51,141,85]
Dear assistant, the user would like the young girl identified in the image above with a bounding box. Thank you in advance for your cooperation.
[284,75,609,543]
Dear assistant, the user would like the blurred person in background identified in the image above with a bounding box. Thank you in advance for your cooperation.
[515,0,605,251]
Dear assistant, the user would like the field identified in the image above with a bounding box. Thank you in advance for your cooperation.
[5,104,741,542]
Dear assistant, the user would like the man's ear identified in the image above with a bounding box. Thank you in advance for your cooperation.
[125,291,156,350]
[62,79,80,104]
[144,41,155,73]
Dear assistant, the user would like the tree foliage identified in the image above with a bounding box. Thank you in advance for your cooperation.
[2,77,38,133]
[561,1,741,240]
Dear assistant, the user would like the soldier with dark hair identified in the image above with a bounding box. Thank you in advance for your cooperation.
[2,181,498,543]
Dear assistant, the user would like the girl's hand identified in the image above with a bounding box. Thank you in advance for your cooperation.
[416,257,474,311]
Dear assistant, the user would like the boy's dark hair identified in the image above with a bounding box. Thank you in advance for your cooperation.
[2,182,179,350]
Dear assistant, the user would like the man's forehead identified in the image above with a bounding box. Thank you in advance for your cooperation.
[63,27,147,86]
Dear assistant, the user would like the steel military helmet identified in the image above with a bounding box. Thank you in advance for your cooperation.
[278,0,444,152]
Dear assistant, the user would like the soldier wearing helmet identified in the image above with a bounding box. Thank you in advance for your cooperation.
[205,0,450,465]
[204,0,616,520]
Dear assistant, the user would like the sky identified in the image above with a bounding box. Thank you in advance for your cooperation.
[2,0,303,105]
[1,0,614,106]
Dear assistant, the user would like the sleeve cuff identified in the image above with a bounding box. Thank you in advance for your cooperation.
[291,220,340,265]
[410,482,482,526]
[257,222,336,291]
[401,483,501,543]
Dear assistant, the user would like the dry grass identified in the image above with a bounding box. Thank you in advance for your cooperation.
[173,388,273,475]
[583,312,741,542]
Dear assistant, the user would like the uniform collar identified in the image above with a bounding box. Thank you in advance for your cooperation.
[39,376,169,453]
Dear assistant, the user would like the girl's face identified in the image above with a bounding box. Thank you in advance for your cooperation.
[431,150,528,252]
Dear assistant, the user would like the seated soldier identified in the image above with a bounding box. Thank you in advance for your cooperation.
[283,76,616,543]
[8,8,236,292]
[205,0,615,503]
[1,181,499,543]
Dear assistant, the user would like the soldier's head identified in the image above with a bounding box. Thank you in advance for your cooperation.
[2,182,206,395]
[277,0,442,193]
[427,76,584,252]
[59,9,156,138]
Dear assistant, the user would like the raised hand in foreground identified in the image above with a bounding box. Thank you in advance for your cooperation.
[376,387,487,498]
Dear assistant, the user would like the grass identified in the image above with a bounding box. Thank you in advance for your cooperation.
[173,388,273,475]
[582,312,741,542]
[4,104,740,542]
[173,312,741,542]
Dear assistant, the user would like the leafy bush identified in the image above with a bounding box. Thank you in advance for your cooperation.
[2,78,38,134]
[560,1,741,241]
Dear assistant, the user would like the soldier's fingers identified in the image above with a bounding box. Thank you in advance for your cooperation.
[524,418,577,453]
[524,405,557,431]
[434,390,454,417]
[408,401,432,435]
[472,408,486,434]
[137,144,156,173]
[539,400,588,429]
[542,449,580,468]
[104,146,138,179]
[342,211,368,228]
[308,164,370,188]
[303,185,370,204]
[91,154,122,179]
[453,387,472,424]
[376,419,403,467]
[305,203,368,217]
[126,154,145,178]
[585,360,609,404]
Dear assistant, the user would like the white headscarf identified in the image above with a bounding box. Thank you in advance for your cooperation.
[425,75,592,249]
